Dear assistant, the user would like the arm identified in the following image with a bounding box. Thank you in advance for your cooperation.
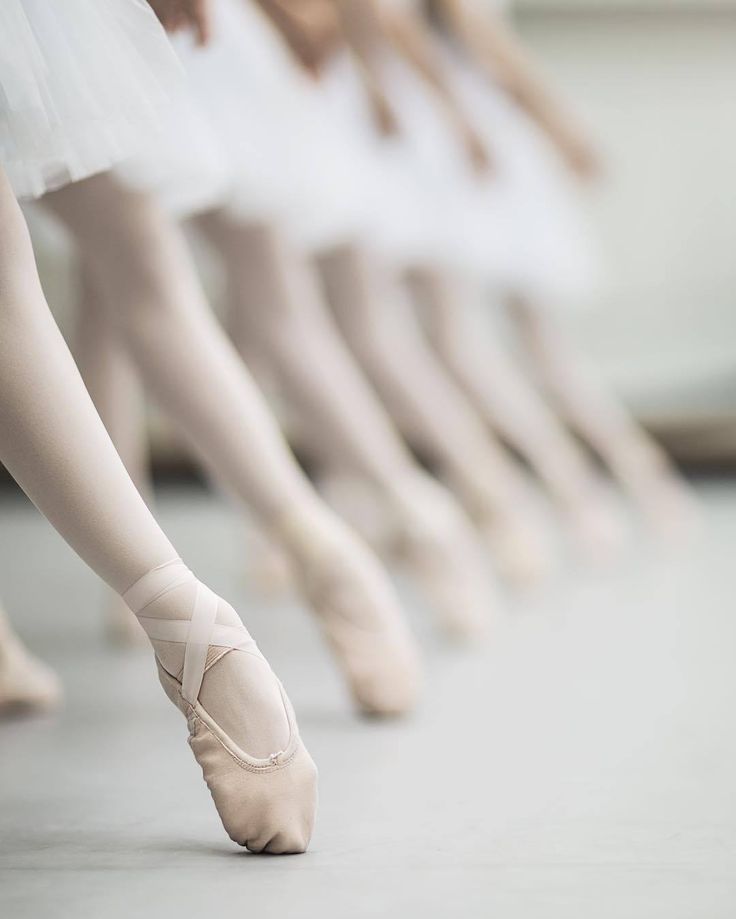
[337,0,492,171]
[249,0,343,75]
[147,0,213,46]
[436,0,600,178]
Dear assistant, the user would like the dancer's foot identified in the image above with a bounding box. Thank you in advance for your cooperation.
[245,526,294,599]
[482,509,554,586]
[565,494,628,566]
[0,624,62,716]
[320,472,495,639]
[123,561,317,853]
[638,472,702,547]
[384,472,499,640]
[614,446,702,545]
[449,470,556,586]
[270,508,422,716]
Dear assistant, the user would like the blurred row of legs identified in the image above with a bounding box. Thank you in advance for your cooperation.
[0,0,700,851]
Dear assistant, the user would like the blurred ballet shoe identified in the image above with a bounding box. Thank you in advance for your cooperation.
[321,470,496,640]
[566,494,629,567]
[270,507,422,716]
[0,629,62,716]
[478,502,556,587]
[245,525,294,599]
[386,472,499,640]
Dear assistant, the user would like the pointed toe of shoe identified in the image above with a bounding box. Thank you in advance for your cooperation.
[351,640,422,718]
[187,710,318,854]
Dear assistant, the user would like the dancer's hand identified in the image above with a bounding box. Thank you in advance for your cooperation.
[256,0,341,77]
[368,85,401,137]
[459,120,493,175]
[148,0,212,46]
[559,133,603,181]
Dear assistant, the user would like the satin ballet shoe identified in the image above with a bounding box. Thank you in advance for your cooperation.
[0,631,62,716]
[123,560,317,853]
[270,509,422,717]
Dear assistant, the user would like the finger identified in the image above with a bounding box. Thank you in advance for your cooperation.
[195,0,213,46]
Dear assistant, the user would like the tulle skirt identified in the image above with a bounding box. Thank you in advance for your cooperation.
[318,51,439,265]
[442,46,602,307]
[321,48,510,278]
[123,0,375,248]
[202,0,375,251]
[0,0,182,200]
[372,51,509,278]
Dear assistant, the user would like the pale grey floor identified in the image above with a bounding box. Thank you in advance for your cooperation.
[2,481,736,918]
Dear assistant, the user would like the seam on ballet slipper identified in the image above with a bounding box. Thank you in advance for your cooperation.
[187,711,300,775]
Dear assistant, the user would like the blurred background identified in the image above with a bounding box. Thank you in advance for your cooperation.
[517,0,736,463]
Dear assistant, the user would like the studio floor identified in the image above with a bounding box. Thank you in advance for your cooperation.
[1,480,736,918]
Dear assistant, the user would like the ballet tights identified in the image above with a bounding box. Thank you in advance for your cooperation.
[47,175,419,712]
[45,174,322,527]
[197,215,413,486]
[509,296,699,537]
[75,265,153,641]
[411,269,625,558]
[316,244,552,580]
[1,165,289,737]
[74,264,151,501]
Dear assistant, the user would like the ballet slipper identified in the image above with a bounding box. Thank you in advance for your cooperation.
[639,474,703,548]
[0,629,62,716]
[123,560,317,853]
[384,472,498,640]
[105,593,149,647]
[322,471,495,640]
[269,509,422,717]
[244,526,295,599]
[480,510,555,587]
[565,495,629,567]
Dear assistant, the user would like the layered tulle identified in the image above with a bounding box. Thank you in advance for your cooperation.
[441,43,602,307]
[122,0,377,248]
[0,0,182,199]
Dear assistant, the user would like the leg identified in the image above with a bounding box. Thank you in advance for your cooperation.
[199,215,498,637]
[510,296,700,542]
[46,175,419,713]
[0,167,315,852]
[0,598,61,715]
[411,269,626,562]
[74,263,150,643]
[317,244,554,584]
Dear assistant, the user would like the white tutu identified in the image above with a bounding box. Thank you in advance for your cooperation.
[439,7,602,306]
[123,0,375,248]
[119,0,456,257]
[0,0,182,200]
[117,49,231,218]
[373,48,505,278]
[318,51,442,265]
[317,0,501,277]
